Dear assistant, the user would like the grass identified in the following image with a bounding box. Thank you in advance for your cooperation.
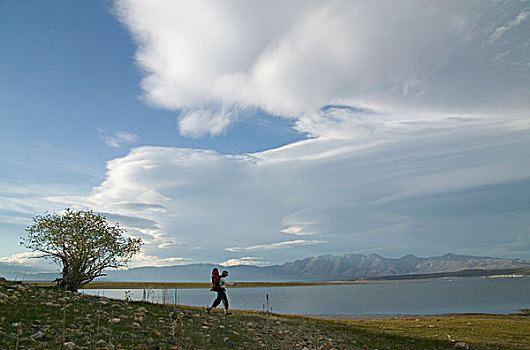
[2,278,529,349]
[346,314,530,349]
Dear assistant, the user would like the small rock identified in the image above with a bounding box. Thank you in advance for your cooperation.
[454,342,469,349]
[109,318,121,324]
[63,342,76,350]
[152,329,161,337]
[95,339,107,346]
[131,322,141,328]
[30,331,44,339]
[136,307,148,313]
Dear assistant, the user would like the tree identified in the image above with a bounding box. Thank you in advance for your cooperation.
[21,209,142,292]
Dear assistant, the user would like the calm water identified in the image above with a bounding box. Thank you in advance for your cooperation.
[81,277,530,317]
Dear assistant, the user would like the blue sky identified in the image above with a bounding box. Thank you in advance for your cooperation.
[1,0,529,272]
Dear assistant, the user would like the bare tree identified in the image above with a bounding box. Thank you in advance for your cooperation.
[22,209,142,292]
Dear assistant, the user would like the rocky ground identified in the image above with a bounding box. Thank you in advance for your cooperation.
[1,278,528,349]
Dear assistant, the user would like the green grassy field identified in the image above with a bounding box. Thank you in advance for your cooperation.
[2,279,529,349]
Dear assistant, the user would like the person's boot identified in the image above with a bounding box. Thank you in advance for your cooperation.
[206,307,211,314]
[225,310,232,315]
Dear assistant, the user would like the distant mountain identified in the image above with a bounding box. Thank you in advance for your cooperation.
[274,253,530,280]
[101,263,292,283]
[3,253,530,282]
[0,263,60,282]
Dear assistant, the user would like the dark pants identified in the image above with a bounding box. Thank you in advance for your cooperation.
[211,289,229,309]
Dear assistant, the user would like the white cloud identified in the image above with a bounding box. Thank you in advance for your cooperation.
[488,10,530,44]
[0,251,43,265]
[225,240,327,252]
[75,116,530,261]
[178,109,235,138]
[115,0,530,137]
[220,257,270,267]
[281,225,317,236]
[0,182,90,217]
[102,131,138,148]
[128,252,192,268]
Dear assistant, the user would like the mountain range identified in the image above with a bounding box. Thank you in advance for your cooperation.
[2,253,530,282]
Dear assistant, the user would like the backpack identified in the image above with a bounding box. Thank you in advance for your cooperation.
[211,268,221,291]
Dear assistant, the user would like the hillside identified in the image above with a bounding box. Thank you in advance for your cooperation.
[1,278,529,349]
[276,253,530,280]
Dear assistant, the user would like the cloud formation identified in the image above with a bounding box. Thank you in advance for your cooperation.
[36,116,528,263]
[115,0,530,136]
[101,131,138,148]
[3,1,529,268]
[3,116,530,265]
[127,252,192,268]
[0,251,43,265]
[225,240,328,252]
[220,257,270,267]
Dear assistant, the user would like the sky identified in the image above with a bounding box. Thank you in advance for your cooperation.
[1,0,529,273]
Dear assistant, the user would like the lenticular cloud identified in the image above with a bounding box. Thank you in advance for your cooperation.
[104,0,530,264]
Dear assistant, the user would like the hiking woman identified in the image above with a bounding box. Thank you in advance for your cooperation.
[207,269,233,315]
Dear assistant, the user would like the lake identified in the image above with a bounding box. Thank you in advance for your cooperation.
[81,277,530,317]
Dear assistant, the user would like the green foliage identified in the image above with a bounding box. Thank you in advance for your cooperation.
[21,209,142,291]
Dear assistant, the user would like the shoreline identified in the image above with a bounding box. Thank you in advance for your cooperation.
[314,310,530,320]
[24,279,418,289]
[24,279,401,289]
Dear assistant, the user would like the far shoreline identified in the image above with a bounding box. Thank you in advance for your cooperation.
[23,279,417,289]
[314,310,530,320]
